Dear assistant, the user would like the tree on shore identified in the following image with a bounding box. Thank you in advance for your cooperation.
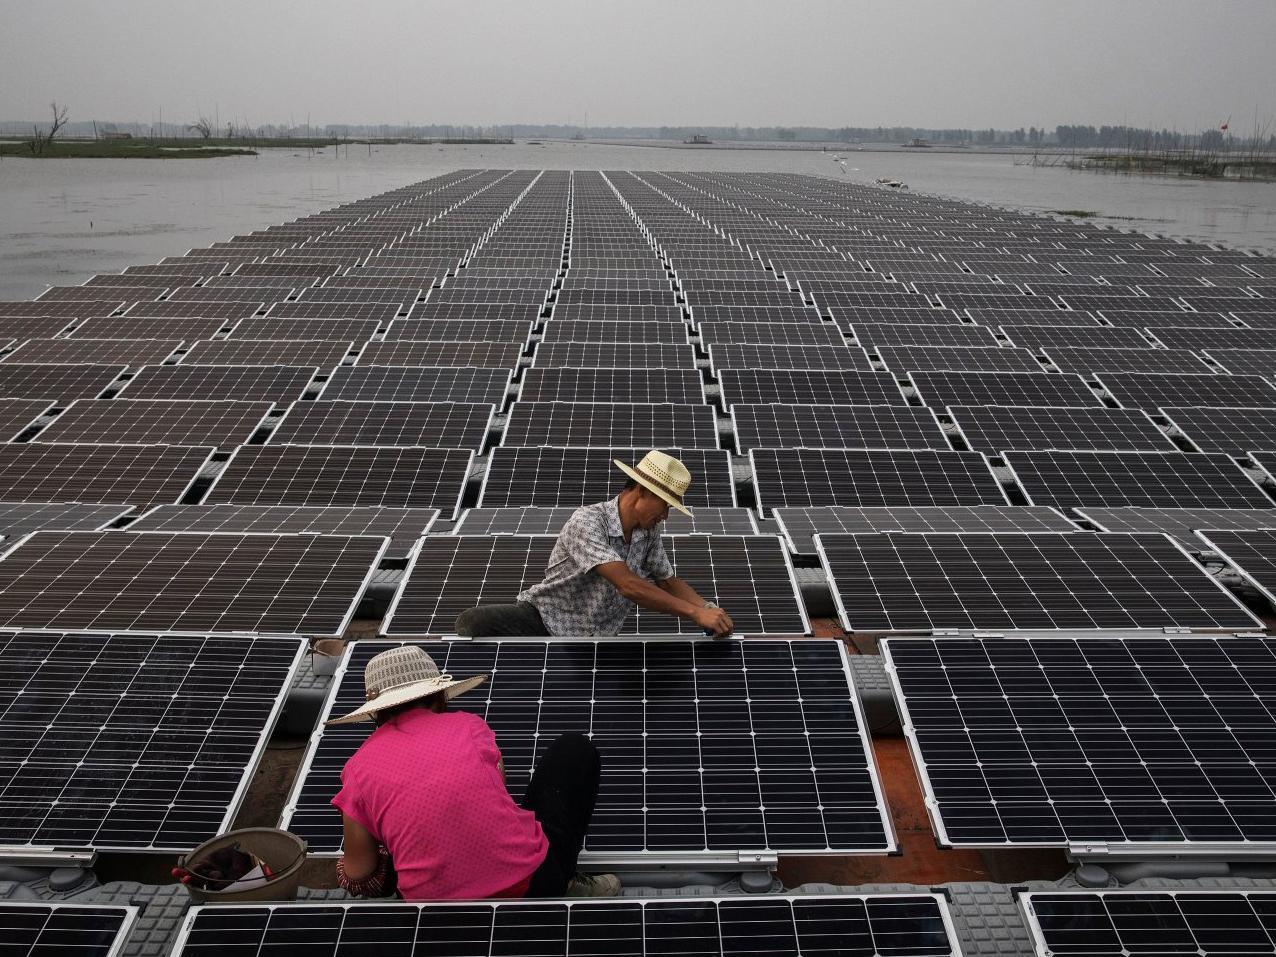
[187,116,214,139]
[27,101,69,154]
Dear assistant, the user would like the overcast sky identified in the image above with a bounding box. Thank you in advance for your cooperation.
[2,0,1273,131]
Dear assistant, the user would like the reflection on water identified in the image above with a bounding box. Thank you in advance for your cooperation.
[1,141,1273,300]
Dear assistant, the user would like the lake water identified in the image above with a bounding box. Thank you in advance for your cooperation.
[2,141,1274,300]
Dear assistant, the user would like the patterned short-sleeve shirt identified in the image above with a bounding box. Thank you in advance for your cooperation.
[517,496,674,636]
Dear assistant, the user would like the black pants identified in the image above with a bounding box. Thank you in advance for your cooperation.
[455,602,550,637]
[521,732,603,897]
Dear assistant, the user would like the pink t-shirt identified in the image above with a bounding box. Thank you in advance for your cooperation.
[332,708,548,900]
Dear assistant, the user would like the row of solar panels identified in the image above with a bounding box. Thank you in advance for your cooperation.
[21,890,1276,957]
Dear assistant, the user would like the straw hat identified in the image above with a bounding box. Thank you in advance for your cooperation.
[327,646,486,726]
[614,450,693,516]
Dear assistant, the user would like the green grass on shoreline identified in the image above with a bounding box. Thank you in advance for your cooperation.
[0,140,257,158]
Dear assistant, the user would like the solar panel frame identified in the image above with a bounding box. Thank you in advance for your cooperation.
[317,365,511,403]
[874,345,1046,374]
[772,505,1080,555]
[0,443,212,508]
[884,635,1276,852]
[1043,346,1215,375]
[357,340,523,368]
[530,341,698,369]
[731,403,951,451]
[909,371,1106,408]
[34,399,274,447]
[540,320,689,344]
[709,344,876,373]
[0,399,52,442]
[518,367,706,404]
[848,322,998,348]
[698,321,846,347]
[0,363,128,401]
[1096,372,1276,410]
[453,505,758,537]
[267,400,494,449]
[0,532,387,637]
[180,339,355,368]
[501,401,720,449]
[0,902,137,956]
[948,405,1176,453]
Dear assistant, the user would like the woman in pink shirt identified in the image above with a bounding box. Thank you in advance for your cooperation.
[328,645,618,899]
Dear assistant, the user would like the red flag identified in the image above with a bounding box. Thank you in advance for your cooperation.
[1221,121,1229,131]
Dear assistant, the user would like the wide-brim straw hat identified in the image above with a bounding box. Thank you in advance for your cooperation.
[614,450,693,516]
[327,645,487,726]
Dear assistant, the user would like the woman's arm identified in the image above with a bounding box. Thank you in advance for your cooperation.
[337,813,392,897]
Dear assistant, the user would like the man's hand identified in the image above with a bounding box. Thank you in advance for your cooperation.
[694,604,734,638]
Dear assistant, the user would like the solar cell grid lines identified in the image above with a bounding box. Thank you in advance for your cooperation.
[0,363,127,401]
[34,399,273,446]
[358,340,523,368]
[519,367,704,404]
[384,535,808,636]
[909,370,1105,408]
[699,320,850,346]
[267,400,494,448]
[454,505,757,536]
[0,531,385,635]
[732,403,951,451]
[999,324,1155,350]
[848,322,998,348]
[0,399,52,441]
[0,300,125,319]
[885,636,1276,849]
[130,504,438,556]
[751,448,1008,510]
[773,504,1078,555]
[828,533,1260,633]
[1043,346,1215,375]
[383,319,532,342]
[0,316,75,341]
[0,443,212,507]
[949,405,1176,453]
[266,301,403,323]
[318,364,510,404]
[965,306,1093,326]
[540,319,688,344]
[709,344,875,373]
[1004,449,1274,509]
[503,401,719,449]
[0,903,137,956]
[173,894,961,956]
[686,305,822,325]
[874,345,1046,373]
[1097,371,1276,410]
[0,631,302,853]
[206,445,473,513]
[479,447,735,508]
[1021,891,1276,957]
[118,364,318,402]
[228,317,380,341]
[2,338,185,366]
[121,300,263,321]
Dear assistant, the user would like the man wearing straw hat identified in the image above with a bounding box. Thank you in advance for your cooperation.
[330,645,618,899]
[456,450,735,638]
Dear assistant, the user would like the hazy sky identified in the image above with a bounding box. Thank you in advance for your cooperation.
[2,0,1273,131]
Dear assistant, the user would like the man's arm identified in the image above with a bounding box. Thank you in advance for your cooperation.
[595,562,733,636]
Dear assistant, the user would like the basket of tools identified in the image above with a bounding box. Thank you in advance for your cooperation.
[175,827,308,903]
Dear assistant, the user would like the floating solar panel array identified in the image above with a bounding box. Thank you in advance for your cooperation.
[5,165,1276,899]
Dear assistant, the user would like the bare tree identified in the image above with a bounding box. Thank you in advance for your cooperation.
[27,101,69,154]
[186,116,214,139]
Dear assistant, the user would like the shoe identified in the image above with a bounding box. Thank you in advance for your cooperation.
[565,872,621,897]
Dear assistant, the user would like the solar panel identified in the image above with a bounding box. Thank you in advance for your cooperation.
[206,445,473,513]
[118,365,318,402]
[698,322,846,347]
[0,317,73,340]
[502,402,719,449]
[35,399,272,446]
[1005,449,1273,509]
[266,301,404,322]
[884,635,1276,849]
[174,894,960,955]
[0,532,385,636]
[0,503,133,541]
[949,405,1175,452]
[549,304,684,324]
[1198,528,1276,608]
[181,339,354,368]
[318,365,510,404]
[716,369,906,408]
[384,535,808,636]
[540,320,688,344]
[479,447,736,507]
[1154,326,1276,351]
[0,443,211,507]
[909,371,1105,408]
[830,305,965,328]
[454,505,757,536]
[0,631,302,854]
[1043,346,1214,375]
[687,305,822,325]
[519,368,704,404]
[531,341,698,369]
[848,322,997,348]
[409,302,544,323]
[0,399,51,441]
[1099,308,1231,327]
[70,315,232,340]
[358,340,523,368]
[229,316,381,341]
[0,363,127,401]
[2,338,183,365]
[383,319,532,343]
[120,300,264,320]
[1097,372,1276,410]
[709,343,875,372]
[1075,507,1276,549]
[1203,348,1276,376]
[732,404,949,451]
[268,400,494,448]
[773,505,1078,555]
[967,307,1095,326]
[1157,405,1276,455]
[1021,890,1276,957]
[0,903,136,956]
[874,345,1045,373]
[130,504,438,556]
[751,448,1008,510]
[999,324,1155,349]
